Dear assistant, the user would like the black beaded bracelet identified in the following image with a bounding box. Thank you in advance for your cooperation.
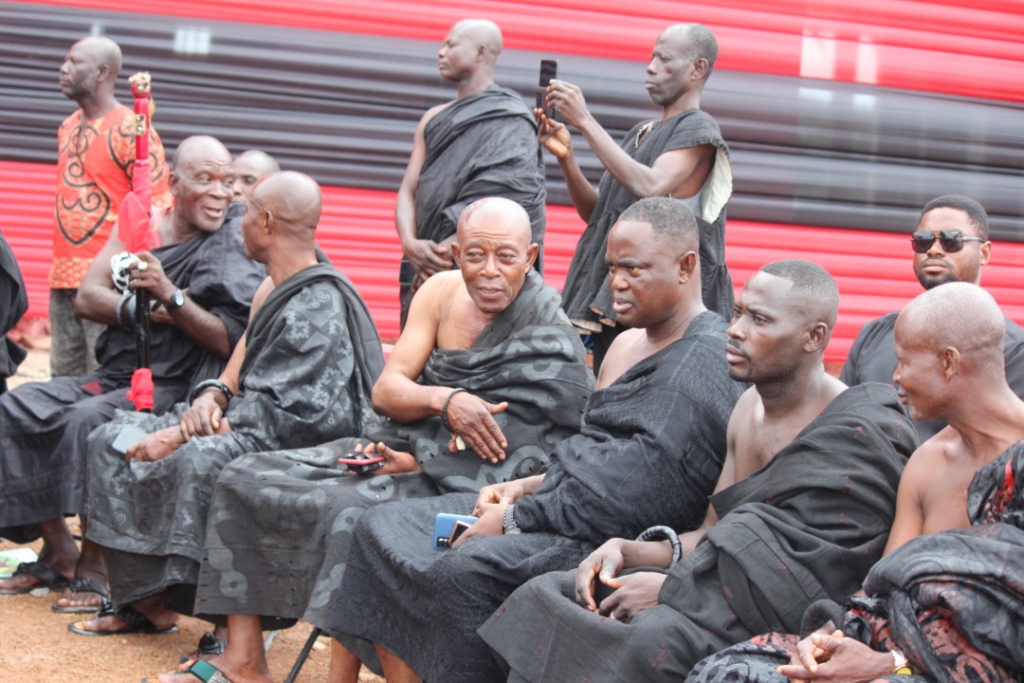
[635,525,682,569]
[440,387,467,431]
[189,379,235,405]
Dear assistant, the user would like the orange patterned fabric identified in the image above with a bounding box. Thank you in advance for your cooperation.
[50,105,171,289]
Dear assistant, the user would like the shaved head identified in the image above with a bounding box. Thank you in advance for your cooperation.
[251,171,322,237]
[660,23,718,80]
[171,135,232,172]
[233,150,280,202]
[451,19,503,60]
[457,196,531,245]
[897,282,1005,372]
[759,259,840,333]
[75,36,122,75]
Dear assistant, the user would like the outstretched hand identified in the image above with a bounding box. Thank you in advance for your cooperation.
[444,392,509,464]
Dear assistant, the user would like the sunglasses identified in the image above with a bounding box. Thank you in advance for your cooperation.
[910,230,986,254]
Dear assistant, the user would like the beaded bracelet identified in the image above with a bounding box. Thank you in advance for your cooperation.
[440,387,467,431]
[189,379,235,405]
[635,525,682,569]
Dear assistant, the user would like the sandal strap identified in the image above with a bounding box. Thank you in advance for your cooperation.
[12,561,68,587]
[183,659,232,683]
[96,597,117,618]
[67,576,109,599]
[114,604,160,632]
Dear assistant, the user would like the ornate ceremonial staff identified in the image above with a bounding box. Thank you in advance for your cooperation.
[121,71,155,411]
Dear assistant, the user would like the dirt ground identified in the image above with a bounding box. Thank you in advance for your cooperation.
[1,343,384,682]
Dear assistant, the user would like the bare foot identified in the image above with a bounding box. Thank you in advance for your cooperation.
[0,559,74,593]
[53,575,108,612]
[69,596,178,635]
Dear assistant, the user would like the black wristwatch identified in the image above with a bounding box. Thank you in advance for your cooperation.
[166,288,186,311]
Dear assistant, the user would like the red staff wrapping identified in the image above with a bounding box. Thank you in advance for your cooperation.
[121,72,155,411]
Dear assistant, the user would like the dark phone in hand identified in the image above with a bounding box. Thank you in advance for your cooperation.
[536,59,558,119]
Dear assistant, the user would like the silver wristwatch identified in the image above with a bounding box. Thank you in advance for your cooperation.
[166,287,186,311]
[502,504,521,535]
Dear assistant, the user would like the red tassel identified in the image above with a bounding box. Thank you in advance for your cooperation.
[127,368,155,412]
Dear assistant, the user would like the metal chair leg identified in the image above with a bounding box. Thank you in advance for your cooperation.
[283,626,323,683]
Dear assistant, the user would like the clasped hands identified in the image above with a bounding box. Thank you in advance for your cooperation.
[573,538,666,622]
[124,388,233,463]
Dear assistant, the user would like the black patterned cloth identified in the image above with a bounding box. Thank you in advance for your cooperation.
[479,382,919,683]
[399,86,547,322]
[560,109,734,327]
[687,439,1024,683]
[192,271,592,629]
[0,209,263,540]
[329,312,743,682]
[85,263,384,608]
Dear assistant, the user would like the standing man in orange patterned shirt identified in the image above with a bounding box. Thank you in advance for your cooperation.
[51,35,171,377]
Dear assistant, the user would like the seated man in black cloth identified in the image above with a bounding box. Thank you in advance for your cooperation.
[0,136,265,603]
[396,19,546,328]
[152,197,592,683]
[841,194,1024,441]
[0,228,28,394]
[70,171,385,637]
[686,282,1024,683]
[478,260,919,683]
[325,197,745,683]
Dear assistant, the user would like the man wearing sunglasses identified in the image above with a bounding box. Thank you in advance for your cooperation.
[841,194,1024,440]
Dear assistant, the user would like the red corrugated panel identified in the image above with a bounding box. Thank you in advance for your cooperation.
[19,0,1024,102]
[6,160,1024,362]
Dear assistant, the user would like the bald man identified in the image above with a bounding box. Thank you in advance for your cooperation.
[51,36,172,378]
[396,19,546,329]
[480,260,917,683]
[158,197,592,683]
[329,198,744,683]
[686,282,1024,683]
[0,136,264,607]
[232,150,280,203]
[540,23,734,372]
[72,171,385,638]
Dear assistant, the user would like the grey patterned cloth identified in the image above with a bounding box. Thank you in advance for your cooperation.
[0,212,263,540]
[86,264,384,608]
[479,383,919,683]
[192,270,592,628]
[328,312,744,682]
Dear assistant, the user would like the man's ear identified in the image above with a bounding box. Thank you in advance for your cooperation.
[941,346,960,381]
[677,251,697,284]
[691,57,709,82]
[451,242,462,266]
[168,170,180,198]
[804,322,829,353]
[525,243,539,270]
[979,240,992,267]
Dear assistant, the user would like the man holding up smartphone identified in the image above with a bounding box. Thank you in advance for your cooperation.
[540,23,734,373]
[395,19,547,329]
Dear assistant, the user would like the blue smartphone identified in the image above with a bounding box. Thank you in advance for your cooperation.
[432,513,478,551]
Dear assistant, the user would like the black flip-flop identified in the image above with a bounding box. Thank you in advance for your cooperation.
[51,576,110,613]
[68,599,178,636]
[177,630,227,664]
[0,561,70,594]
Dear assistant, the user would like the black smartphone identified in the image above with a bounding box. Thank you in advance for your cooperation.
[536,59,558,120]
[110,424,149,456]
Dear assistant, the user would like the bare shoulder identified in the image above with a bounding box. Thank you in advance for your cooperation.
[249,276,274,319]
[596,328,648,388]
[420,101,454,128]
[903,429,959,483]
[414,270,463,313]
